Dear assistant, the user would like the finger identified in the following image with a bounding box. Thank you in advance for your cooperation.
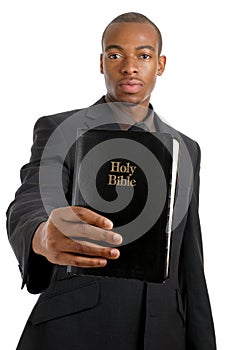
[54,253,108,268]
[54,236,120,259]
[60,206,113,229]
[66,223,122,245]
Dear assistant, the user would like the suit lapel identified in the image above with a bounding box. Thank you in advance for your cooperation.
[84,97,120,130]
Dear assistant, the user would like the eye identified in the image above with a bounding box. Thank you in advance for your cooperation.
[108,53,122,59]
[140,54,151,60]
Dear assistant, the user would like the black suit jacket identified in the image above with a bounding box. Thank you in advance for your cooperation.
[7,97,216,349]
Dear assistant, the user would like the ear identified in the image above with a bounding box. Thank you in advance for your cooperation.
[157,55,166,76]
[100,53,104,74]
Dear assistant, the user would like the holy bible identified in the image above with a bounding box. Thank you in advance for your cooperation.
[67,128,179,283]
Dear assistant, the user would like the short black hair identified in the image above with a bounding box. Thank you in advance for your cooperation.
[101,12,163,55]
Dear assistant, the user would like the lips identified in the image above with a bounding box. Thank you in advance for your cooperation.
[119,79,143,93]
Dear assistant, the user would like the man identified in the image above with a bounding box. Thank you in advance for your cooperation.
[7,12,216,350]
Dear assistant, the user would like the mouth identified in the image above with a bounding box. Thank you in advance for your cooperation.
[119,79,143,94]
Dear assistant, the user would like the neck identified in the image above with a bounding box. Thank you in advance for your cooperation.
[105,94,150,122]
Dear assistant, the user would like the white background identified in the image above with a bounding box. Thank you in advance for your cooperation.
[1,1,233,349]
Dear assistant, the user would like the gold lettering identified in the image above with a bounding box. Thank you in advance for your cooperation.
[130,165,136,176]
[108,174,117,185]
[108,161,137,186]
[110,161,121,172]
[120,164,127,173]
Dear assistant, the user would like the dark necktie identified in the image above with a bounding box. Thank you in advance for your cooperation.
[128,122,149,132]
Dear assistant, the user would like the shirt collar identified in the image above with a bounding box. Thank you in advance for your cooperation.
[104,95,156,132]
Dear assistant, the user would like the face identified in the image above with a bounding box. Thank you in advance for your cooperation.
[100,22,166,107]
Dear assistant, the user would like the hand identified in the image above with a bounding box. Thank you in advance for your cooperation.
[32,206,122,268]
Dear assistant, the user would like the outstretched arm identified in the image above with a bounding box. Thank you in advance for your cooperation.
[6,114,121,293]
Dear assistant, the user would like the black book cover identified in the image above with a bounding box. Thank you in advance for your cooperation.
[68,128,179,283]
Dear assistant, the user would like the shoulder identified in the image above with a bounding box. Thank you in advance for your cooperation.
[30,109,84,145]
[31,108,90,145]
[34,108,82,130]
[33,96,106,131]
[178,130,200,156]
[178,130,201,175]
[156,115,201,171]
[157,114,200,155]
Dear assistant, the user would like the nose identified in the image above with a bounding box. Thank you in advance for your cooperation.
[120,57,138,75]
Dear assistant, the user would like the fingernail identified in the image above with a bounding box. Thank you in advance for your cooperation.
[99,259,107,266]
[113,234,122,244]
[104,219,113,229]
[111,249,119,257]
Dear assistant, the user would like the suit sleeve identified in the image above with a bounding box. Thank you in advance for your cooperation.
[179,142,216,349]
[6,115,72,294]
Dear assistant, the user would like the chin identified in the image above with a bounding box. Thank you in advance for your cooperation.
[116,95,143,105]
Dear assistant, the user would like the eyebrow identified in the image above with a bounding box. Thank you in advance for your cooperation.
[105,45,156,52]
[136,45,156,52]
